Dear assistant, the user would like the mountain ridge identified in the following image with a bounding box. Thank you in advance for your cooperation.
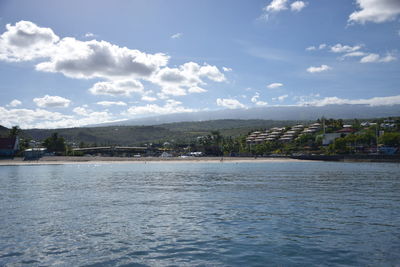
[89,104,400,127]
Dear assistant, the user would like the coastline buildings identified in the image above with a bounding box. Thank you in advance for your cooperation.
[0,137,19,157]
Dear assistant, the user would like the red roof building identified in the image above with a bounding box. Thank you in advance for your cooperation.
[336,128,356,133]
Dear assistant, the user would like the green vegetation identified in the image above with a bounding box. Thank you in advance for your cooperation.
[1,117,399,156]
[43,133,66,154]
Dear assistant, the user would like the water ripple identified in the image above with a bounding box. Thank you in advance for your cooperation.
[0,162,399,266]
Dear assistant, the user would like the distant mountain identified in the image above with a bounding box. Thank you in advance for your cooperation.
[92,104,400,127]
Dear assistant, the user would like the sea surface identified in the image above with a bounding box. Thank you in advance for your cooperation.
[1,161,400,266]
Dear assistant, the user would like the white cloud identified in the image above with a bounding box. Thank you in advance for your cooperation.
[341,51,366,58]
[222,67,232,72]
[73,106,90,116]
[254,100,268,106]
[267,82,283,89]
[36,38,169,80]
[360,53,380,63]
[360,53,397,63]
[96,101,127,106]
[251,93,259,103]
[216,98,246,109]
[152,62,225,96]
[7,99,22,107]
[349,0,400,24]
[0,20,59,61]
[265,0,288,12]
[33,95,71,108]
[330,43,362,53]
[251,92,268,106]
[307,64,331,73]
[0,106,73,128]
[262,0,307,19]
[291,1,307,12]
[125,99,195,117]
[171,33,182,39]
[188,86,207,93]
[306,43,326,51]
[84,32,96,38]
[141,95,157,102]
[298,95,400,107]
[380,54,397,62]
[1,22,169,80]
[273,94,289,102]
[0,21,228,108]
[89,79,144,96]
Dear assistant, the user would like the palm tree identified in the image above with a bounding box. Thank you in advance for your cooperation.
[8,126,21,138]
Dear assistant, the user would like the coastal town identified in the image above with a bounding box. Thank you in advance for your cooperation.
[1,117,399,161]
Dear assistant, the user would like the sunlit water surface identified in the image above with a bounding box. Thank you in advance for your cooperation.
[1,161,400,266]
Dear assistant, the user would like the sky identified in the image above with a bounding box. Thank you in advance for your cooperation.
[0,0,399,128]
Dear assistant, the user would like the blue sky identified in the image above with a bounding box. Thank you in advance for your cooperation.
[0,0,399,128]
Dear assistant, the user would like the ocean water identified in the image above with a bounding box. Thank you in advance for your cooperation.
[0,161,400,266]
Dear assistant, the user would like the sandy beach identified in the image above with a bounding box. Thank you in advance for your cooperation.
[0,156,304,166]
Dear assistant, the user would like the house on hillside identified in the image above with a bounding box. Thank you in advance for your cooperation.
[0,137,19,157]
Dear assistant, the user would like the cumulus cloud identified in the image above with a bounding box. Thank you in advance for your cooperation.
[298,95,400,106]
[7,99,22,107]
[33,95,71,108]
[330,43,362,53]
[125,99,195,117]
[262,0,307,18]
[267,82,283,89]
[360,53,397,63]
[251,92,268,106]
[89,79,144,96]
[349,0,400,24]
[0,20,59,61]
[265,0,289,12]
[291,1,307,12]
[307,64,331,73]
[170,33,182,39]
[216,98,246,109]
[0,20,228,116]
[0,106,73,128]
[36,38,169,80]
[0,21,171,84]
[96,101,127,106]
[222,67,232,72]
[152,62,225,96]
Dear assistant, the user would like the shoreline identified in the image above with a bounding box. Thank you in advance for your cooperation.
[0,156,304,166]
[1,155,398,166]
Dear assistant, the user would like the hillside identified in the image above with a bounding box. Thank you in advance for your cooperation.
[21,119,310,146]
[25,126,187,146]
